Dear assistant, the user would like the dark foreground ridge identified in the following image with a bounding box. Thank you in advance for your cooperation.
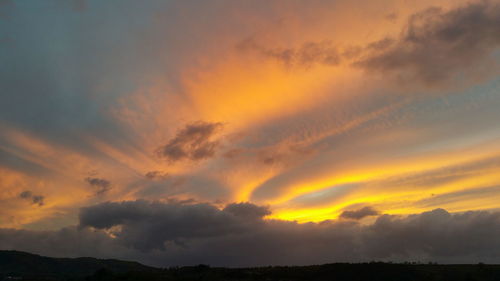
[1,250,500,281]
[0,251,154,280]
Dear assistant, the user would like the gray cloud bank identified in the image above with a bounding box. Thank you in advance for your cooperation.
[240,1,500,86]
[356,1,500,85]
[340,206,379,220]
[1,201,500,267]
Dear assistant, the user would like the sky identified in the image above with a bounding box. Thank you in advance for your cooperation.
[1,0,500,267]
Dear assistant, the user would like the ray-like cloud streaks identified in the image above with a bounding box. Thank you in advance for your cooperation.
[0,0,499,260]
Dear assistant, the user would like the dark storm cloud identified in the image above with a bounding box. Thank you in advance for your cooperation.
[356,1,500,85]
[361,209,500,260]
[18,190,45,206]
[238,38,341,69]
[340,206,379,220]
[222,202,271,219]
[79,200,269,251]
[0,226,131,259]
[2,202,500,266]
[157,121,224,162]
[85,177,111,195]
[74,201,500,266]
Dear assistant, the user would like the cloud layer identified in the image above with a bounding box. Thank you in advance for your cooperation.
[356,1,500,85]
[2,201,500,267]
[340,206,379,220]
[0,1,500,266]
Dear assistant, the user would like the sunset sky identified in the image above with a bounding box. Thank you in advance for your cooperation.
[1,0,500,267]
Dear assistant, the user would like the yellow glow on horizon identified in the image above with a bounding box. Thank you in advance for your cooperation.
[265,141,500,222]
[264,141,500,205]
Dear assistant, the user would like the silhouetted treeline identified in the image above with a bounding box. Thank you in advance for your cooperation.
[2,251,500,281]
[78,263,500,281]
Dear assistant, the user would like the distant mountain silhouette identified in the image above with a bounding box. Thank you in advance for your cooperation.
[0,250,154,279]
[2,250,500,281]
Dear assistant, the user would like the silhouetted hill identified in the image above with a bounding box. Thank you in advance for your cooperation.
[2,250,500,281]
[0,250,155,280]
